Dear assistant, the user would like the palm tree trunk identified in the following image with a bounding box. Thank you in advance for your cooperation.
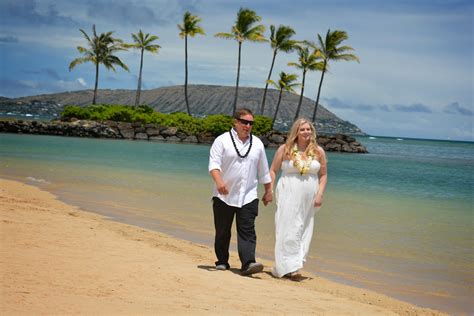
[184,35,191,115]
[233,42,242,116]
[135,48,144,107]
[271,88,283,130]
[93,63,99,105]
[293,70,306,122]
[260,50,277,115]
[312,61,327,122]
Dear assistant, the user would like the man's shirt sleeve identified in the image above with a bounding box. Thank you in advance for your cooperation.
[258,143,272,184]
[208,136,223,172]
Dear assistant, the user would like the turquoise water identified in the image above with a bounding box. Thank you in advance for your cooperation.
[0,133,472,314]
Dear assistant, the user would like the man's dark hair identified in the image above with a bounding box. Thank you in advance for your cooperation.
[233,108,253,119]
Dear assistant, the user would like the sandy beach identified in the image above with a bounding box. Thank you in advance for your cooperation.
[0,178,444,315]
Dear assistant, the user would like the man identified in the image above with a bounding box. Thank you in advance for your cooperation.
[208,108,273,276]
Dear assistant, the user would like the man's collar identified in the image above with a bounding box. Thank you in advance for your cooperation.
[231,128,250,143]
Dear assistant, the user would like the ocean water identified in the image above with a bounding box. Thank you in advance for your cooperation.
[0,133,472,314]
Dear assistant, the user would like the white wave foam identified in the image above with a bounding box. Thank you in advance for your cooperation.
[26,177,51,184]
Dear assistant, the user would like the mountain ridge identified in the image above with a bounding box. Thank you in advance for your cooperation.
[0,84,365,135]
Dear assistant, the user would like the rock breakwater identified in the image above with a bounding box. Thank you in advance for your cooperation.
[0,119,368,153]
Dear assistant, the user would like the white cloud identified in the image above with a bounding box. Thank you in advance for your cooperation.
[77,78,87,87]
[18,80,39,89]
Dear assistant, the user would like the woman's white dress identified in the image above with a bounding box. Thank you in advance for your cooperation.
[272,159,321,278]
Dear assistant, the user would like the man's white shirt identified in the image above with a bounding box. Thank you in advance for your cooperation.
[209,128,271,207]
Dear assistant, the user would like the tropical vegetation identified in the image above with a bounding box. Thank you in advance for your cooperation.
[61,104,272,136]
[178,11,205,116]
[126,30,160,107]
[69,24,129,105]
[308,29,359,122]
[67,9,358,130]
[215,7,266,116]
[267,72,300,129]
[288,44,324,121]
[260,25,297,116]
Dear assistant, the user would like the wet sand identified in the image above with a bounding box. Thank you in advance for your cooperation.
[0,178,444,315]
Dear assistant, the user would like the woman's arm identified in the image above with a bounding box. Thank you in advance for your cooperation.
[269,145,285,193]
[314,147,328,208]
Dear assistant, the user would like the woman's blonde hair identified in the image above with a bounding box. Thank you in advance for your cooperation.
[284,118,321,160]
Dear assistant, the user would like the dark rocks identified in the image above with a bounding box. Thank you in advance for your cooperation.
[149,135,165,141]
[182,135,198,143]
[146,127,161,136]
[161,127,178,137]
[0,119,368,153]
[166,136,181,142]
[325,143,341,151]
[197,133,216,144]
[135,133,148,140]
[268,133,285,144]
[262,131,368,153]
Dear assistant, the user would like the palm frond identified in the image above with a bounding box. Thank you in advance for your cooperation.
[244,25,266,42]
[267,79,278,89]
[332,54,360,62]
[79,29,92,43]
[214,32,235,40]
[271,25,296,52]
[288,62,303,70]
[145,44,161,53]
[334,45,355,54]
[69,57,93,70]
[179,11,205,38]
[76,46,88,53]
[235,8,261,33]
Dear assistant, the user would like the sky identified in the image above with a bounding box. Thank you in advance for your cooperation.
[0,0,472,141]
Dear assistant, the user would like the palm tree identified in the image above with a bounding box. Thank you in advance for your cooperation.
[69,25,129,105]
[127,30,160,107]
[215,7,266,115]
[288,44,324,121]
[260,25,297,116]
[178,11,205,115]
[267,72,300,129]
[310,29,359,122]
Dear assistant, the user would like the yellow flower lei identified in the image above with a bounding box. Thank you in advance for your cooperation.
[291,144,315,175]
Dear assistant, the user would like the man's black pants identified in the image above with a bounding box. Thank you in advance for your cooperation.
[213,197,259,271]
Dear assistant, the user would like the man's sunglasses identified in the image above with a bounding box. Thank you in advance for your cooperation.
[237,118,254,126]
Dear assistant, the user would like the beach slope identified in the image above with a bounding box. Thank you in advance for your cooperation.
[0,179,443,315]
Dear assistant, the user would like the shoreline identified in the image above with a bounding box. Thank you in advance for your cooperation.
[0,178,445,315]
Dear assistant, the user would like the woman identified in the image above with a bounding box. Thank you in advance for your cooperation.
[269,118,328,278]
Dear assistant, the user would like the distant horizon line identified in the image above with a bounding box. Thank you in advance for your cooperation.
[366,134,473,144]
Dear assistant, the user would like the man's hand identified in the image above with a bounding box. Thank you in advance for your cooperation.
[216,181,229,195]
[262,191,273,206]
[210,170,229,195]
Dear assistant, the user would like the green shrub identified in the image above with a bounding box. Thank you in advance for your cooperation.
[202,114,233,136]
[136,105,154,115]
[62,105,90,120]
[252,115,272,136]
[160,112,202,135]
[60,105,272,137]
[104,106,134,122]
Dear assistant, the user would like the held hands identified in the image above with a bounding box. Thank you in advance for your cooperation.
[262,190,273,206]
